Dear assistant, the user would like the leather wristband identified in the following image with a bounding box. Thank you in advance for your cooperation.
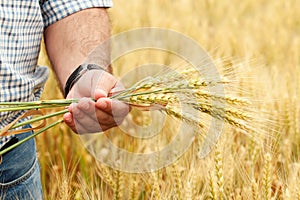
[64,64,106,98]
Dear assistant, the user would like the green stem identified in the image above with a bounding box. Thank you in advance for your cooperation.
[0,104,66,112]
[0,99,81,112]
[0,119,64,156]
[10,109,69,130]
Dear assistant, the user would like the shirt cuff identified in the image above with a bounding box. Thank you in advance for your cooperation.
[40,0,113,28]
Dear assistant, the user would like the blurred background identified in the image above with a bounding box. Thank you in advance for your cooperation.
[37,0,300,199]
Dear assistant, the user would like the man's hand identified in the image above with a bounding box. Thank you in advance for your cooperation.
[44,8,129,133]
[63,69,130,134]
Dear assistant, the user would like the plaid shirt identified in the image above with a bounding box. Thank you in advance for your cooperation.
[0,0,112,148]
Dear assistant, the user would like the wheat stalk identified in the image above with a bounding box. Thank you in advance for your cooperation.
[171,164,183,200]
[113,170,124,200]
[214,146,225,200]
[263,153,272,200]
[128,176,139,200]
[95,164,116,192]
[251,178,260,200]
[208,172,217,200]
[0,66,256,156]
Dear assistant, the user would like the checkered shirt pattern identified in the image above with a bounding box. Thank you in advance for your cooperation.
[0,0,112,148]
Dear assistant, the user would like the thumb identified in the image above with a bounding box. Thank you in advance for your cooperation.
[94,89,107,100]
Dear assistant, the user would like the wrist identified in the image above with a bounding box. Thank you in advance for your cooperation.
[64,64,107,98]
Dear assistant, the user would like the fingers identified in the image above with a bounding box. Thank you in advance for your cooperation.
[65,98,126,134]
[95,98,130,126]
[63,112,77,132]
[64,110,102,134]
[95,98,130,116]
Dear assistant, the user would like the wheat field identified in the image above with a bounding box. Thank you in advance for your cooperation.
[37,0,300,199]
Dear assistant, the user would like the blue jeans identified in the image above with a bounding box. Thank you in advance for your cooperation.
[0,126,42,199]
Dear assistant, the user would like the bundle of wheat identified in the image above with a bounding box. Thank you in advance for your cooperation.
[0,65,255,156]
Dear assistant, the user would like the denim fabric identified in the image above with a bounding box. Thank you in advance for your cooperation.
[0,126,42,200]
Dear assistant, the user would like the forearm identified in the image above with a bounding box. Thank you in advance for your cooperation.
[44,8,111,91]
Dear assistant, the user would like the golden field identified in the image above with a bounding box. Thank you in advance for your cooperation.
[37,0,300,199]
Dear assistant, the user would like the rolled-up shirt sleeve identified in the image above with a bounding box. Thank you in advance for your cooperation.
[40,0,113,28]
